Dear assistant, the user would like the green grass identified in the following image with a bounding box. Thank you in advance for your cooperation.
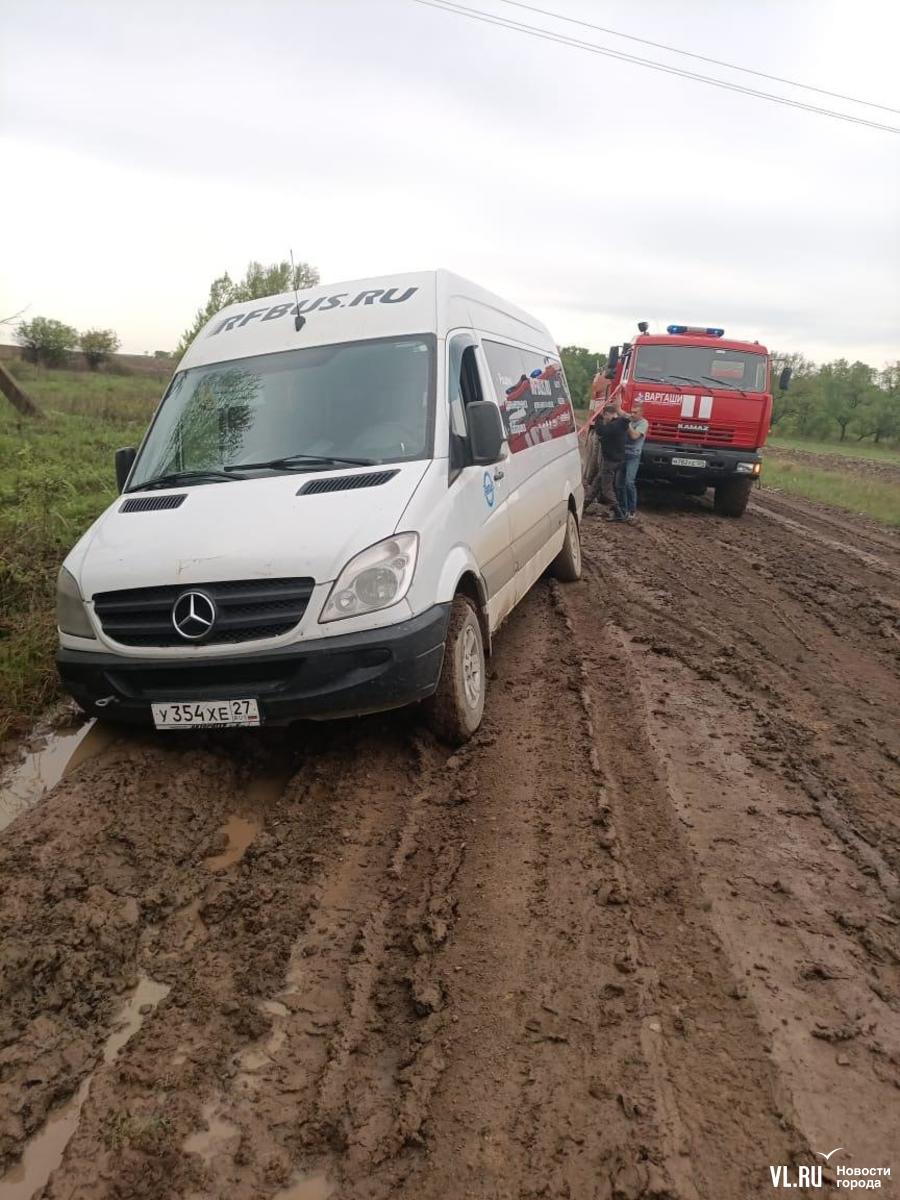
[762,459,900,527]
[768,434,900,462]
[0,365,162,741]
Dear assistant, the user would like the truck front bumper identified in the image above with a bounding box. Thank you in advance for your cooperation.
[57,604,452,727]
[638,442,761,484]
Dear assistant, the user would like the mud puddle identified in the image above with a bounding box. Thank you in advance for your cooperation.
[203,766,293,871]
[272,1172,334,1200]
[0,977,170,1200]
[182,1102,241,1164]
[0,720,115,834]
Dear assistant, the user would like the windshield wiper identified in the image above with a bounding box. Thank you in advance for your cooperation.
[670,374,708,389]
[701,374,748,397]
[130,469,236,491]
[635,374,684,392]
[224,453,377,473]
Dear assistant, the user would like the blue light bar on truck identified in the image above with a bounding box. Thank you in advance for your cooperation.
[667,324,725,337]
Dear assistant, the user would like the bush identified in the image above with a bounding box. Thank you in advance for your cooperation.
[80,328,121,371]
[17,317,79,367]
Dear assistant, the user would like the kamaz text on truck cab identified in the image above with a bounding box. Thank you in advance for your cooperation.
[591,323,791,517]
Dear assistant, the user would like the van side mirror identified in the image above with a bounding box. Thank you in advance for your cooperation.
[778,366,792,391]
[467,401,505,464]
[115,447,137,492]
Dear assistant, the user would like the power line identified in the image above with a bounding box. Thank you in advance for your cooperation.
[411,0,900,135]
[497,0,900,115]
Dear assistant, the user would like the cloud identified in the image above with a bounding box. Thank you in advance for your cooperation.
[1,0,897,365]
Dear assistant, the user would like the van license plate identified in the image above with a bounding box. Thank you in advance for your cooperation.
[671,457,707,468]
[151,699,261,729]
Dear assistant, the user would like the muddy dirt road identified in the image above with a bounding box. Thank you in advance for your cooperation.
[1,486,898,1200]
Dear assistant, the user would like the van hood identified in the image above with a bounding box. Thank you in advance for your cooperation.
[71,463,429,598]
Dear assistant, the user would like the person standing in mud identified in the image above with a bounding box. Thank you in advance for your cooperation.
[582,374,607,493]
[617,400,649,522]
[582,409,602,493]
[584,403,630,521]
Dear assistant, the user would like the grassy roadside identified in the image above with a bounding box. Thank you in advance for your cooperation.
[0,364,163,742]
[761,459,900,527]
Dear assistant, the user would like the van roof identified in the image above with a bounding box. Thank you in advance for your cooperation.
[178,269,557,371]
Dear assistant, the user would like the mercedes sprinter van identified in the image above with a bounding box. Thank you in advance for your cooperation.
[56,270,583,742]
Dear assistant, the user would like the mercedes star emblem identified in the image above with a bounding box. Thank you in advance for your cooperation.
[171,590,217,641]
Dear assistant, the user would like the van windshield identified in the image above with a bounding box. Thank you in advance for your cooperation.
[129,335,435,489]
[634,345,767,392]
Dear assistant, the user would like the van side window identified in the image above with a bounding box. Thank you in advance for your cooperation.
[483,340,576,453]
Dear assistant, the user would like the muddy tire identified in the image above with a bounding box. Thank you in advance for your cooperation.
[713,478,753,517]
[425,595,486,744]
[550,509,582,582]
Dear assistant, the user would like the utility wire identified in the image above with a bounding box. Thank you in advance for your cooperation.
[497,0,900,115]
[411,0,900,134]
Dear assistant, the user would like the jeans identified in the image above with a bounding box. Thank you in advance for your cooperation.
[586,459,625,517]
[617,454,641,516]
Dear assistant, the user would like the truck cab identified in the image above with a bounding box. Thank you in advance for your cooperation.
[592,323,790,517]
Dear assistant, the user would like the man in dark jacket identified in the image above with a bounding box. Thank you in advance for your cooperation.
[584,404,630,520]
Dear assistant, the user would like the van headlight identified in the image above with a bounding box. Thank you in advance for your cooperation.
[320,533,419,623]
[56,566,96,639]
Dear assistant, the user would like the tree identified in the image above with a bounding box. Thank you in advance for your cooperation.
[560,345,607,409]
[821,360,876,441]
[79,328,121,370]
[176,259,320,357]
[16,316,78,367]
[769,351,816,427]
[850,362,900,444]
[853,390,899,444]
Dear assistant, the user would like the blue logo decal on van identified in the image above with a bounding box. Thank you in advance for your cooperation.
[483,470,495,508]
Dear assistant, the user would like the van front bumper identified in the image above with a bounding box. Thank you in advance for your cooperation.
[57,604,451,726]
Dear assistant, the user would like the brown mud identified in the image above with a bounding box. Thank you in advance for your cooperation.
[0,487,897,1199]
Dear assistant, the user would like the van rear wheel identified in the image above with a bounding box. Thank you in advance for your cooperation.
[425,596,486,744]
[550,509,582,582]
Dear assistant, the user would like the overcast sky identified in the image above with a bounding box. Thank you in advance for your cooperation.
[2,0,898,365]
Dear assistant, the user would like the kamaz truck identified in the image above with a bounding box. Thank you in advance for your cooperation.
[591,322,791,517]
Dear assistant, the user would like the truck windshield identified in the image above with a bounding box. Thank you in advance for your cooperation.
[129,335,435,490]
[634,345,767,392]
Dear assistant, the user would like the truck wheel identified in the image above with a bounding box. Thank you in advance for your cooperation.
[425,595,486,744]
[550,509,582,582]
[713,478,753,517]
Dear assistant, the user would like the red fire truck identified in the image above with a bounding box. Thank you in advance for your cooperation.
[591,322,791,517]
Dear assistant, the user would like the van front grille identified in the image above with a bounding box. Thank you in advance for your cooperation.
[93,577,315,647]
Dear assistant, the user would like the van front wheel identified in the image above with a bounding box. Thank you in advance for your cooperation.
[425,596,486,744]
[550,509,582,582]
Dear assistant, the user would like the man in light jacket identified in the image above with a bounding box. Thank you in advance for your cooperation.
[617,401,648,522]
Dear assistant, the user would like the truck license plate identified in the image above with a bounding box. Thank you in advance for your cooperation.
[672,457,707,468]
[151,699,260,730]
